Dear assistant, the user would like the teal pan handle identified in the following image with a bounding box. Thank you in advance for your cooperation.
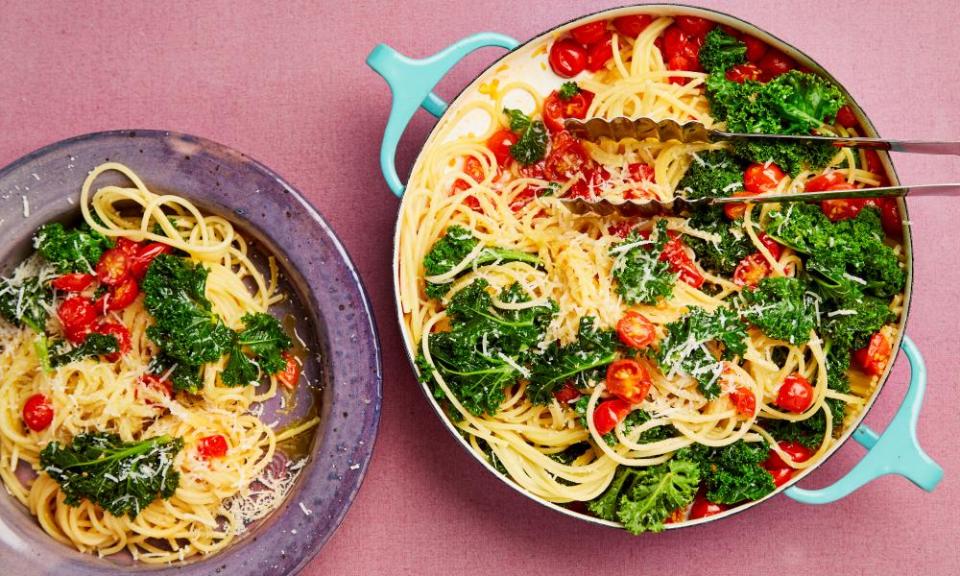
[785,336,943,504]
[367,33,520,197]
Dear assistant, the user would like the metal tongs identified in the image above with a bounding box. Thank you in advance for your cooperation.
[561,117,960,217]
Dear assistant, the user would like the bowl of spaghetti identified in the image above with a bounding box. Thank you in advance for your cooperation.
[370,5,941,533]
[0,131,381,573]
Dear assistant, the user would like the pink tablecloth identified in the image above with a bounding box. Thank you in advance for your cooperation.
[2,1,958,574]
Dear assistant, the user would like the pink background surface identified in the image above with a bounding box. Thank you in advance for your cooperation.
[1,1,958,574]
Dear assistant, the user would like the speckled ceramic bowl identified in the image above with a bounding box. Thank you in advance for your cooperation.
[0,130,381,574]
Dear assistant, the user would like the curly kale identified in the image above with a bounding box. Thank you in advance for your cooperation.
[677,150,745,200]
[528,316,619,404]
[739,277,818,344]
[685,208,753,275]
[657,306,748,398]
[418,280,555,416]
[423,225,541,299]
[503,108,548,165]
[558,81,580,100]
[575,398,675,446]
[610,221,677,305]
[679,440,775,504]
[698,28,747,75]
[588,459,700,534]
[731,139,838,177]
[34,222,113,274]
[49,333,119,367]
[40,433,183,518]
[222,312,292,386]
[0,275,51,332]
[142,254,234,392]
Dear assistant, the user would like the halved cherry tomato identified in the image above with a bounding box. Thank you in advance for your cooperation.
[23,393,54,431]
[93,322,131,362]
[617,311,657,349]
[114,237,141,256]
[756,231,783,259]
[452,156,486,212]
[197,434,228,459]
[722,190,756,220]
[804,171,846,192]
[877,197,903,238]
[137,374,173,403]
[545,132,591,181]
[764,441,814,469]
[58,295,98,344]
[606,359,652,404]
[674,16,714,37]
[549,38,587,78]
[613,15,652,38]
[835,105,857,128]
[862,150,888,186]
[542,89,595,133]
[97,275,140,313]
[570,21,608,45]
[744,163,786,194]
[553,382,581,404]
[819,183,864,222]
[661,25,697,60]
[666,54,696,84]
[726,63,762,83]
[129,242,173,279]
[757,50,795,80]
[593,398,633,435]
[659,232,705,288]
[768,466,795,487]
[568,166,611,199]
[742,35,768,63]
[50,273,96,292]
[777,373,813,413]
[689,492,728,519]
[585,33,614,72]
[624,163,656,199]
[519,160,546,180]
[733,253,771,287]
[510,187,538,213]
[95,247,130,286]
[854,332,892,376]
[486,129,519,166]
[729,386,756,417]
[276,352,301,389]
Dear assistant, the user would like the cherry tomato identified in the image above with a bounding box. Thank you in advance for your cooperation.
[519,161,546,180]
[659,233,704,288]
[742,35,768,63]
[613,15,653,38]
[627,162,655,182]
[50,273,96,293]
[733,253,771,287]
[95,247,130,286]
[764,441,814,469]
[276,352,301,389]
[661,25,697,60]
[22,393,54,431]
[606,359,652,404]
[854,332,892,376]
[57,295,98,344]
[197,434,229,459]
[804,171,846,192]
[545,132,591,181]
[689,492,728,520]
[667,54,696,84]
[617,311,657,349]
[756,231,784,259]
[835,105,857,128]
[486,129,519,166]
[549,38,587,78]
[607,220,638,238]
[570,20,608,45]
[725,63,762,83]
[553,382,581,404]
[452,156,486,212]
[757,50,795,80]
[674,16,714,37]
[137,374,173,403]
[593,398,633,435]
[877,197,903,238]
[818,183,864,222]
[729,386,756,417]
[744,163,786,194]
[542,89,595,133]
[129,242,173,279]
[114,237,141,256]
[768,466,795,488]
[723,191,756,220]
[863,150,889,186]
[510,187,538,213]
[568,166,611,199]
[97,275,140,313]
[585,33,614,72]
[777,373,814,413]
[93,322,131,362]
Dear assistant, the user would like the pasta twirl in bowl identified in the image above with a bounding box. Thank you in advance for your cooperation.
[0,131,381,574]
[371,5,941,533]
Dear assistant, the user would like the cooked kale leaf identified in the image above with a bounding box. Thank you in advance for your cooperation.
[588,459,700,534]
[686,208,753,275]
[739,277,818,344]
[679,440,775,504]
[34,222,113,274]
[40,432,183,518]
[610,221,676,305]
[0,275,51,332]
[677,149,745,199]
[558,81,580,100]
[222,312,292,386]
[657,306,748,398]
[49,333,119,367]
[698,28,747,75]
[504,108,548,165]
[528,316,619,404]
